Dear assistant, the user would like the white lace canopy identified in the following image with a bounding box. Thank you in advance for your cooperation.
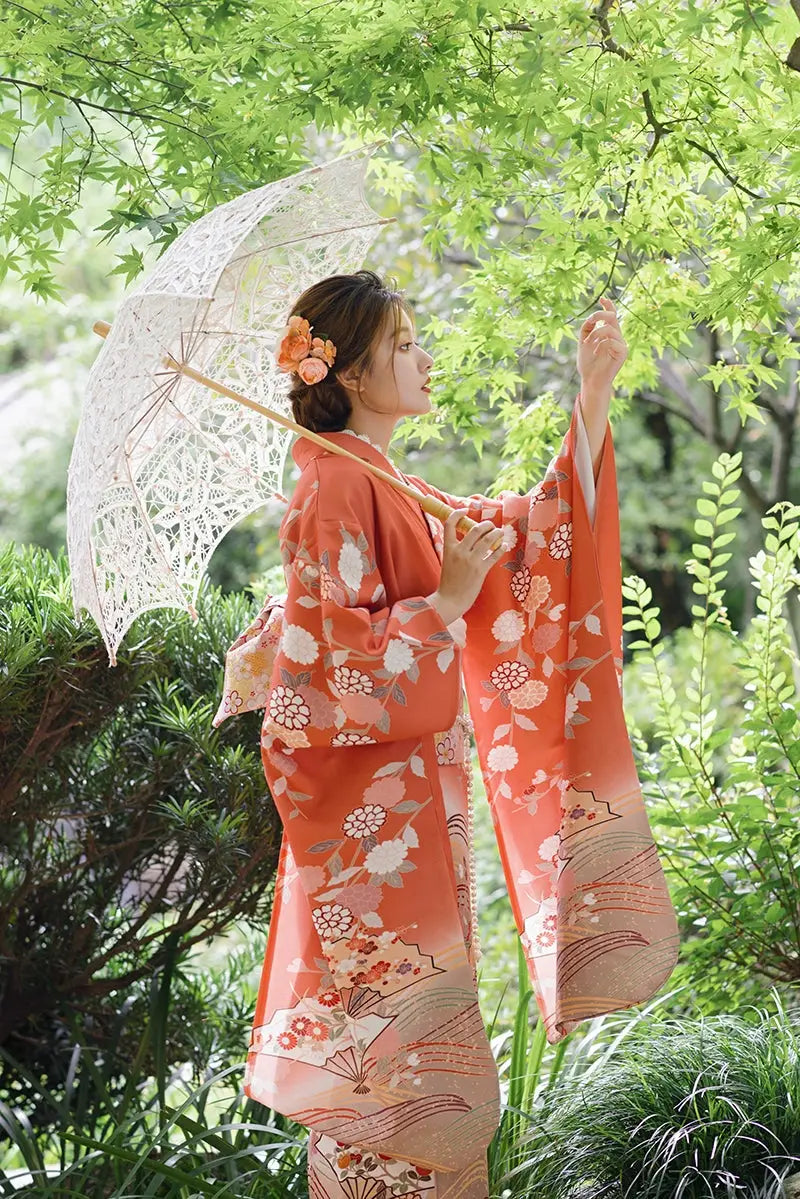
[67,139,393,665]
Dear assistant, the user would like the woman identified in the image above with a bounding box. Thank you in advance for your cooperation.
[214,271,679,1199]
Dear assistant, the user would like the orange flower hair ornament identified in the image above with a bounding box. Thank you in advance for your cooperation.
[275,314,337,385]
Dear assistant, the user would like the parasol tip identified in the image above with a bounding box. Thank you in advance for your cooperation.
[188,603,199,621]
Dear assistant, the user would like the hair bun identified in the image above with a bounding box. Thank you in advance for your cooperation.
[279,269,411,434]
[290,376,351,433]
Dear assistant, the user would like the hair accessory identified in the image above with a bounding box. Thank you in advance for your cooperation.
[275,314,337,385]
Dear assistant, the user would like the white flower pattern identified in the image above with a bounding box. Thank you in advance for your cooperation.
[342,804,387,839]
[269,685,311,729]
[333,665,374,694]
[487,744,519,772]
[383,638,414,674]
[549,521,572,560]
[539,834,560,862]
[312,903,355,939]
[281,623,319,664]
[364,838,409,875]
[331,731,377,746]
[491,610,525,643]
[338,541,364,591]
[500,524,517,551]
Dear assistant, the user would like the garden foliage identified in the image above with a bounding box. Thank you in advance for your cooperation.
[0,542,281,1096]
[2,1,800,486]
[623,455,800,1006]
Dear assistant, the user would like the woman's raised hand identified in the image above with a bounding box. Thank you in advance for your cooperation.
[428,509,506,625]
[576,295,627,392]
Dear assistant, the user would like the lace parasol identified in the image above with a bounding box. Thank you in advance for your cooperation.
[67,139,394,666]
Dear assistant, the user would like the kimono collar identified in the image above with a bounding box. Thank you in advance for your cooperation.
[291,427,405,480]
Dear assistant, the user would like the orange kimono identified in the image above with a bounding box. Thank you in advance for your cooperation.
[212,396,680,1198]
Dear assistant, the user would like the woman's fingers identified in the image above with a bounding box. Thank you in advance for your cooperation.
[586,333,626,357]
[579,298,627,368]
[585,321,625,344]
[444,509,494,546]
[443,508,467,542]
[482,538,507,561]
[442,510,505,558]
[587,328,624,347]
[582,315,620,340]
[478,532,503,556]
[461,518,495,549]
[581,300,620,336]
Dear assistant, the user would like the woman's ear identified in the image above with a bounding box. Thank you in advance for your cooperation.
[336,363,361,396]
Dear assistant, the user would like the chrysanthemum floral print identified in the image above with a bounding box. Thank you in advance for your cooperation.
[261,499,467,750]
[213,397,679,1197]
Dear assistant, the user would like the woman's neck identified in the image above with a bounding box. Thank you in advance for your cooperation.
[344,415,399,457]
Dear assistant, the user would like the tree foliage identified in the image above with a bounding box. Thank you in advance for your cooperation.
[2,0,799,506]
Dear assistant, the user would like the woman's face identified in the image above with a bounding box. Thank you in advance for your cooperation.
[356,309,435,418]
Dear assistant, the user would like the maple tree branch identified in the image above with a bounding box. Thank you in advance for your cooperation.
[587,0,797,207]
[0,75,208,137]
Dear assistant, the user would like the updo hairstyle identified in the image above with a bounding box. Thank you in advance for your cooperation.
[283,270,413,433]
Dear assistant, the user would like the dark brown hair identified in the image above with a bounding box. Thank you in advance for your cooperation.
[283,270,414,433]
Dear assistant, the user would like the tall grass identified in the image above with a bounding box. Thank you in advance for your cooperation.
[486,937,572,1186]
[0,1056,307,1197]
[490,985,800,1199]
[0,956,309,1197]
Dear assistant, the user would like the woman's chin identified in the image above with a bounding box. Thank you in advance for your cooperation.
[394,392,433,421]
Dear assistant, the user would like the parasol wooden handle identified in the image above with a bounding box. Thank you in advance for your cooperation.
[92,320,504,550]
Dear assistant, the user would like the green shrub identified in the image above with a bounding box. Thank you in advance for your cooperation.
[621,452,800,1009]
[0,541,281,1104]
[0,984,308,1198]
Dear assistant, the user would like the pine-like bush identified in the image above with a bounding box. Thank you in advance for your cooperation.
[0,542,280,1111]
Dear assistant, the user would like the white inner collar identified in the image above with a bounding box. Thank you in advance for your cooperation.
[339,426,393,461]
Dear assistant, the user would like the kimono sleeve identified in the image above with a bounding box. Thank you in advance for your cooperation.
[405,396,602,530]
[410,394,680,1043]
[260,482,467,750]
[211,593,285,729]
